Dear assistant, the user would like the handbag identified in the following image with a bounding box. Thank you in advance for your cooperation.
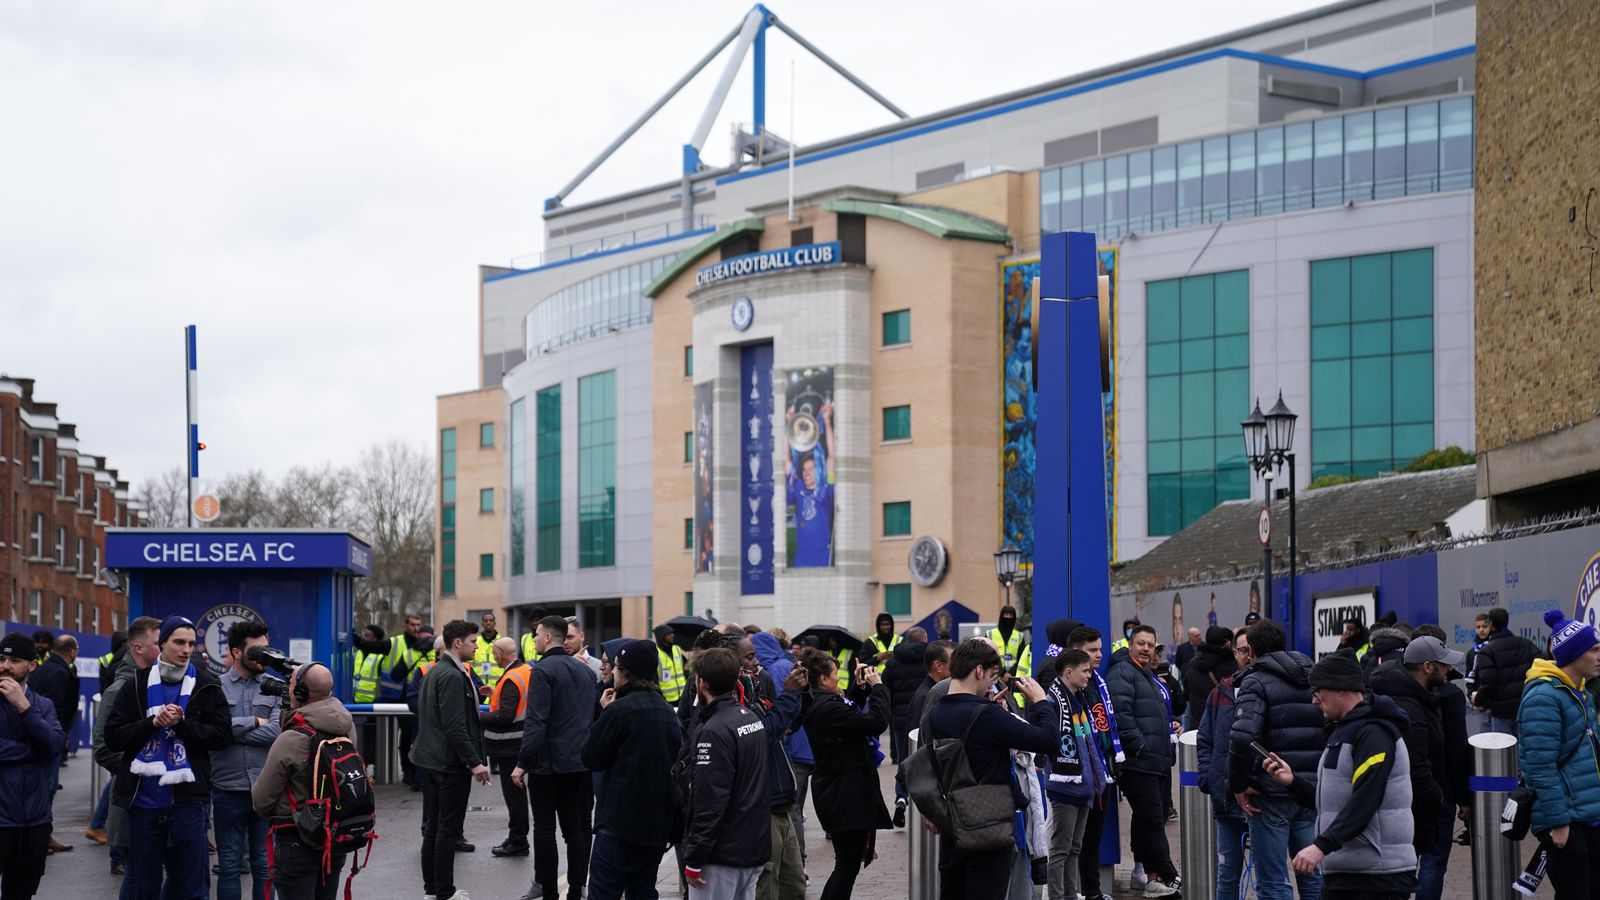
[904,704,1018,851]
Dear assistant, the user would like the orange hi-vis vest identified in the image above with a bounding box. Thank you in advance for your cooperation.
[484,663,532,744]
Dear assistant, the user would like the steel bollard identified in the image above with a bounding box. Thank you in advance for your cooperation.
[1177,730,1216,900]
[906,728,941,900]
[88,695,105,801]
[1469,732,1520,900]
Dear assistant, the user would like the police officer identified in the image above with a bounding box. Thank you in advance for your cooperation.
[0,631,66,899]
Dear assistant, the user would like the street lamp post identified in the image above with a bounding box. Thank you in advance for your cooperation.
[993,542,1021,614]
[1242,392,1299,630]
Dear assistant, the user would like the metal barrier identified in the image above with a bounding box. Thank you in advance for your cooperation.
[87,695,105,802]
[906,728,941,900]
[1177,730,1216,900]
[1469,732,1520,900]
[345,703,413,784]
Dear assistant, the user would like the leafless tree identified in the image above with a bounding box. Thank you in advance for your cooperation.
[136,467,188,527]
[274,464,350,529]
[213,470,277,527]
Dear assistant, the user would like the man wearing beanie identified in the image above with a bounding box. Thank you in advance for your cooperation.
[1515,609,1600,898]
[580,640,684,900]
[1261,652,1416,900]
[0,631,67,900]
[104,615,231,900]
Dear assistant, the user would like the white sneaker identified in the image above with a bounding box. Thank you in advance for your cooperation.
[441,892,472,900]
[1129,864,1147,890]
[1142,877,1181,898]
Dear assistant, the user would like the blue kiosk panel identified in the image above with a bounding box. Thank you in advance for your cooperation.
[106,529,369,699]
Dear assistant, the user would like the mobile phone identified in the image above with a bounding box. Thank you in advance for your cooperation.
[1250,741,1272,762]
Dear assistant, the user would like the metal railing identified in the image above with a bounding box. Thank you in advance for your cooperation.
[510,214,714,270]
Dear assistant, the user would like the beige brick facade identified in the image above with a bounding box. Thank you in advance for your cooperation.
[435,387,505,627]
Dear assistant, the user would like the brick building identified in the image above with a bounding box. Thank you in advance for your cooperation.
[0,377,142,635]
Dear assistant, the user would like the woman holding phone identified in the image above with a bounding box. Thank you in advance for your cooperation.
[797,647,893,900]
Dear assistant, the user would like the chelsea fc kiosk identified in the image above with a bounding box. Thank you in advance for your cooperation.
[105,528,371,700]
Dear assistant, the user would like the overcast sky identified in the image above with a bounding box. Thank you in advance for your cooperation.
[0,0,1325,489]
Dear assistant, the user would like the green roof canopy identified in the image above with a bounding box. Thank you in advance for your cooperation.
[821,199,1010,244]
[642,217,764,298]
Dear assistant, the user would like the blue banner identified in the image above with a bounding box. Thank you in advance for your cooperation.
[741,344,775,594]
[107,530,372,575]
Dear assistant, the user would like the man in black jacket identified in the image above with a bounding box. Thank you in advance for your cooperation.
[883,626,927,827]
[0,630,67,900]
[681,647,770,896]
[1411,626,1470,900]
[909,641,951,728]
[582,640,685,900]
[1469,606,1538,734]
[513,616,600,900]
[1105,624,1181,897]
[30,634,78,855]
[1228,619,1323,900]
[411,619,493,900]
[104,616,232,900]
[1368,636,1457,855]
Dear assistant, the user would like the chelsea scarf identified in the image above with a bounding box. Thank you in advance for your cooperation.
[130,664,197,785]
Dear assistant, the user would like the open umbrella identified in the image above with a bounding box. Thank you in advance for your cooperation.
[664,615,717,644]
[794,625,864,654]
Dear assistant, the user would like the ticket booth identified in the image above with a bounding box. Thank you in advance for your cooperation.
[105,528,371,698]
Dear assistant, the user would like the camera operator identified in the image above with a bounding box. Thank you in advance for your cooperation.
[252,663,355,900]
[213,623,282,900]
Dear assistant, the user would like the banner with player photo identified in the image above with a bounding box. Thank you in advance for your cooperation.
[693,382,714,574]
[784,367,835,568]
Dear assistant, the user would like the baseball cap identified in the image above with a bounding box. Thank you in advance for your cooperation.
[1402,635,1467,670]
[0,633,38,660]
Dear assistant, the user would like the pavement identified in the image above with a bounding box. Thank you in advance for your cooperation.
[43,747,1520,899]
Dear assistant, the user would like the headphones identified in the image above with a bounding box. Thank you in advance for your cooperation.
[292,662,328,705]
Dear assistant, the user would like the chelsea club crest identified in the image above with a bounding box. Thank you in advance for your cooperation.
[196,604,265,676]
[1577,552,1600,630]
[731,296,754,332]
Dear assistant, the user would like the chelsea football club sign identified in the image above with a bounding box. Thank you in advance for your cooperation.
[695,242,842,288]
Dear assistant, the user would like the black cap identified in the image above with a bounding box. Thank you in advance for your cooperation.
[1308,652,1366,692]
[0,633,39,661]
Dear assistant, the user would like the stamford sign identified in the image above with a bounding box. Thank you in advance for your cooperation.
[105,530,373,576]
[696,241,842,288]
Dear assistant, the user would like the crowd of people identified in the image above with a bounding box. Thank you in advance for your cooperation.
[0,601,1597,900]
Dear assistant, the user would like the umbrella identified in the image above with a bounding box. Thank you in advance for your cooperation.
[664,615,717,643]
[795,625,863,654]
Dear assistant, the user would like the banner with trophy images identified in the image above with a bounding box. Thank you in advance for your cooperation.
[693,382,714,574]
[741,344,775,594]
[784,367,835,568]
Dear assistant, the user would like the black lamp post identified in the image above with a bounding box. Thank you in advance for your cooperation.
[993,543,1022,612]
[1242,392,1299,630]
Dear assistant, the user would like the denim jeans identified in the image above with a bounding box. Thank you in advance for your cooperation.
[91,780,112,829]
[1247,794,1322,900]
[127,802,209,900]
[1490,716,1518,736]
[1414,804,1458,900]
[588,831,666,900]
[213,790,269,900]
[1214,817,1247,900]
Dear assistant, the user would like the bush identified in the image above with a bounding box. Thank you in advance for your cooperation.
[1401,445,1476,472]
[1308,473,1373,490]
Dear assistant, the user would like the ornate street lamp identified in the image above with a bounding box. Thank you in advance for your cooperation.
[993,543,1021,609]
[1242,392,1299,633]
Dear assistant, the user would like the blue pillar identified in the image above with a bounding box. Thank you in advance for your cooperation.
[752,17,767,135]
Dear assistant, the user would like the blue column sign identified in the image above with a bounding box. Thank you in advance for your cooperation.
[741,343,775,594]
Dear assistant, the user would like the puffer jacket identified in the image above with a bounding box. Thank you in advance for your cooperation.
[752,633,814,768]
[1293,695,1416,876]
[1105,648,1175,775]
[1183,643,1236,728]
[1360,627,1412,679]
[0,687,65,828]
[883,641,928,733]
[1474,629,1540,720]
[1516,658,1600,835]
[1228,650,1323,795]
[1368,659,1446,853]
[1195,673,1245,823]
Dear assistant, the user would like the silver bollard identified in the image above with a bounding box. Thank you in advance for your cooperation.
[88,695,106,801]
[1178,730,1215,900]
[1469,732,1520,900]
[906,728,941,900]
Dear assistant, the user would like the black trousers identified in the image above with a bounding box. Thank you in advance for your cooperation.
[270,833,348,900]
[495,757,529,843]
[937,834,1013,900]
[421,771,472,899]
[1543,823,1600,900]
[531,771,594,897]
[1322,871,1416,900]
[0,824,49,900]
[820,828,872,900]
[1119,770,1177,881]
[1078,786,1111,896]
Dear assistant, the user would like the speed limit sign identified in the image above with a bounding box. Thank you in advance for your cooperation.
[1257,506,1272,547]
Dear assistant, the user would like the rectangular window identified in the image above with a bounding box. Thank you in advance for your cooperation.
[1061,164,1084,231]
[30,514,43,558]
[479,422,494,448]
[684,346,694,377]
[883,501,912,537]
[510,397,526,575]
[440,427,456,595]
[1146,269,1251,536]
[479,553,494,579]
[92,606,100,636]
[578,371,616,568]
[441,569,456,596]
[1040,166,1061,233]
[684,431,694,463]
[75,601,83,632]
[684,517,693,550]
[1150,146,1176,230]
[94,545,101,582]
[54,597,64,629]
[685,592,694,616]
[885,584,912,617]
[55,456,68,495]
[27,592,40,625]
[55,527,65,566]
[76,538,85,574]
[1284,122,1313,211]
[479,487,495,513]
[882,310,910,346]
[882,405,911,441]
[1310,249,1435,480]
[536,386,562,572]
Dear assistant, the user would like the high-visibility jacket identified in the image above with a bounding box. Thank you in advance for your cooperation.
[520,632,540,664]
[860,633,903,674]
[98,651,115,668]
[1011,644,1034,707]
[834,648,854,691]
[473,634,505,689]
[658,645,686,703]
[988,627,1026,674]
[484,661,533,747]
[353,651,383,703]
[1111,637,1129,653]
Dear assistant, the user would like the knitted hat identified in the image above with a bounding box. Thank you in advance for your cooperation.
[1545,609,1600,667]
[616,639,659,682]
[158,615,195,646]
[0,633,38,661]
[1308,652,1366,692]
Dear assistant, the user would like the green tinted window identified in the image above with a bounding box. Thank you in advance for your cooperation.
[509,398,526,575]
[883,310,910,346]
[684,345,694,377]
[578,371,616,568]
[479,488,494,513]
[536,387,561,572]
[684,518,693,550]
[441,427,457,592]
[883,405,911,441]
[684,431,693,462]
[883,502,912,537]
[479,422,495,448]
[885,584,912,616]
[479,553,494,579]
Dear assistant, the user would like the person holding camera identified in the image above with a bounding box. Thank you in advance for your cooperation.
[214,621,282,900]
[795,647,892,900]
[251,663,354,900]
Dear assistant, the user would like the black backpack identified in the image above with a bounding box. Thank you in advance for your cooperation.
[268,714,378,897]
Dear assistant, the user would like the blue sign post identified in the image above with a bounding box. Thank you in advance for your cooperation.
[106,529,371,699]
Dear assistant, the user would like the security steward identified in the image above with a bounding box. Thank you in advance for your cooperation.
[473,612,505,692]
[351,626,385,705]
[480,638,532,857]
[861,613,903,675]
[987,605,1027,675]
[0,631,67,900]
[654,625,686,704]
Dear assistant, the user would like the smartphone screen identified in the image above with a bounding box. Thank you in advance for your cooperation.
[1250,740,1272,761]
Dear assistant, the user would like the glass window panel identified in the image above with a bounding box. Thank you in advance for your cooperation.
[1148,474,1183,536]
[479,553,494,579]
[1393,423,1433,462]
[1217,462,1250,503]
[1105,154,1128,238]
[883,309,911,345]
[1177,142,1203,227]
[1147,376,1181,441]
[1127,150,1152,232]
[1343,111,1374,202]
[1312,461,1351,481]
[1179,371,1215,438]
[1215,436,1244,469]
[1284,123,1313,211]
[1351,356,1392,426]
[1180,338,1214,371]
[1041,167,1061,233]
[1439,97,1473,191]
[885,584,912,617]
[883,405,912,441]
[1406,102,1439,194]
[1060,165,1083,232]
[1214,270,1250,334]
[1179,275,1214,339]
[479,487,494,513]
[1352,321,1391,357]
[1081,159,1105,235]
[1352,426,1392,463]
[1256,127,1284,215]
[442,480,456,503]
[1312,325,1350,361]
[1229,131,1256,219]
[1148,440,1181,474]
[1391,249,1434,317]
[1180,472,1217,527]
[1312,360,1351,427]
[1146,281,1181,343]
[1352,459,1391,477]
[1393,353,1434,423]
[1181,437,1214,472]
[1215,335,1250,369]
[1315,427,1351,463]
[1148,342,1181,376]
[1202,137,1229,222]
[1350,253,1392,322]
[1310,258,1351,325]
[1215,367,1250,433]
[578,372,617,568]
[1393,317,1432,354]
[1151,146,1177,230]
[883,501,912,536]
[1313,116,1344,207]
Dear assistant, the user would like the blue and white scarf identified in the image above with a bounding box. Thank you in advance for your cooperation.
[1091,670,1126,764]
[130,664,197,785]
[1148,662,1178,745]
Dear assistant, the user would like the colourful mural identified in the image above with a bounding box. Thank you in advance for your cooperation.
[1001,248,1117,564]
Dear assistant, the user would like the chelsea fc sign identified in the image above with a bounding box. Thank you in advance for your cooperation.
[696,242,842,288]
